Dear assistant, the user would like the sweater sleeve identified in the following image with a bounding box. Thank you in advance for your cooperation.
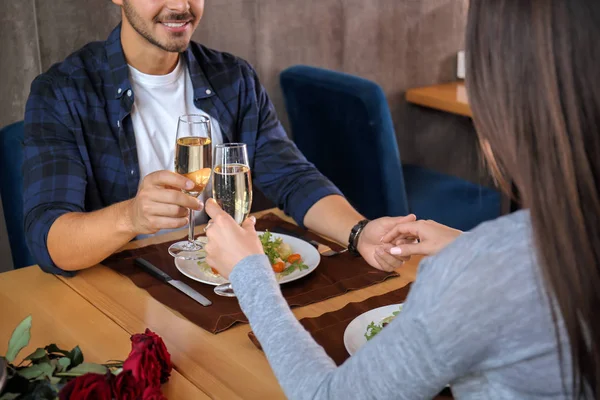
[229,254,451,400]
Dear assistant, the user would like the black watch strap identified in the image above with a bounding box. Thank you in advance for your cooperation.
[348,219,369,256]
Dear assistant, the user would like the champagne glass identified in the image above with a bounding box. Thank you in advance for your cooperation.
[212,143,253,297]
[168,115,212,260]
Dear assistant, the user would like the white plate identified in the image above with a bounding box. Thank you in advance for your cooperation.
[343,304,403,356]
[174,231,321,286]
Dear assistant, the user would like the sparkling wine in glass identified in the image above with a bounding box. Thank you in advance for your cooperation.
[168,115,212,260]
[212,143,253,296]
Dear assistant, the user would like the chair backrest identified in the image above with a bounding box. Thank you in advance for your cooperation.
[280,65,409,219]
[0,121,35,269]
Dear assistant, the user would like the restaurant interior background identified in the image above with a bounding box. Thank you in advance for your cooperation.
[0,0,478,272]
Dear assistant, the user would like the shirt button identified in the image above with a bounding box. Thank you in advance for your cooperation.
[130,169,135,176]
[205,89,212,95]
[117,120,120,128]
[117,88,122,94]
[127,89,132,97]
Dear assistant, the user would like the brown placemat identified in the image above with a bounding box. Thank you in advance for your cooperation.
[249,283,453,399]
[102,213,399,334]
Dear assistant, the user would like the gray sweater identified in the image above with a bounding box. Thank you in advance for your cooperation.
[229,211,572,399]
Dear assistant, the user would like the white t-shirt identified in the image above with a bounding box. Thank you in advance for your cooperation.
[128,56,223,229]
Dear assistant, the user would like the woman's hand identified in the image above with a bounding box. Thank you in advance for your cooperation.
[356,214,417,272]
[381,220,462,257]
[203,199,264,279]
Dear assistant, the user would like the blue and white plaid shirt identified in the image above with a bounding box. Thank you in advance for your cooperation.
[23,24,341,275]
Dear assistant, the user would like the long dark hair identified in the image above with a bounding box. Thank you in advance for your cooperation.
[466,0,600,397]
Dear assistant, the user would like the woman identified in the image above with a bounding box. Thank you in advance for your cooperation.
[204,0,599,398]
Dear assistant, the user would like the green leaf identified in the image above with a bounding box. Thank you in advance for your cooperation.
[68,346,83,368]
[0,393,21,400]
[259,231,283,264]
[24,348,47,362]
[364,321,383,341]
[17,362,54,380]
[49,376,62,385]
[56,357,70,372]
[56,362,107,377]
[279,264,296,277]
[111,367,123,375]
[5,316,32,363]
[44,344,69,357]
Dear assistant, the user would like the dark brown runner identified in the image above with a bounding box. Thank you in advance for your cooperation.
[249,283,453,399]
[102,213,399,334]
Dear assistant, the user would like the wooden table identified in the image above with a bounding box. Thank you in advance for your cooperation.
[405,81,472,117]
[1,209,421,399]
[0,267,209,399]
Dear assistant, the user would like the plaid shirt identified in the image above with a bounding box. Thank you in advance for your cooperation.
[23,24,341,275]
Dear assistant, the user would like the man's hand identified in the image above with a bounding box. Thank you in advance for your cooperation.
[46,170,205,272]
[382,220,462,257]
[356,214,417,272]
[125,170,204,235]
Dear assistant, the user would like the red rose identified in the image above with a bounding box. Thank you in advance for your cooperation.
[112,369,143,400]
[123,329,172,387]
[138,329,172,383]
[59,373,112,400]
[122,347,161,389]
[141,386,168,400]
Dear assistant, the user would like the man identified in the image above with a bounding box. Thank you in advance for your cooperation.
[23,0,413,276]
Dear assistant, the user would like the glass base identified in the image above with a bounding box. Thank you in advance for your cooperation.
[168,240,206,261]
[214,283,236,297]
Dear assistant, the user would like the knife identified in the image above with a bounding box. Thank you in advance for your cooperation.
[134,258,212,306]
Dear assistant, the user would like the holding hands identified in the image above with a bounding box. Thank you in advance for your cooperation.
[355,216,462,272]
[355,215,417,272]
[382,219,462,258]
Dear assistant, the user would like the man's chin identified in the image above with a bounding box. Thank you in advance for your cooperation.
[156,38,191,53]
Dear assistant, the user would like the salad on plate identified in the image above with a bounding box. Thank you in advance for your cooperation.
[198,231,309,279]
[364,304,403,340]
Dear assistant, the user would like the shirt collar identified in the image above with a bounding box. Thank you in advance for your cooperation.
[182,46,215,101]
[105,23,215,101]
[105,24,132,100]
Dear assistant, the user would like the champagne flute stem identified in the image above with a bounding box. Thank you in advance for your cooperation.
[188,208,195,243]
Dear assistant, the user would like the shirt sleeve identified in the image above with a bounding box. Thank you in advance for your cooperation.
[229,254,455,400]
[238,61,343,228]
[22,75,87,276]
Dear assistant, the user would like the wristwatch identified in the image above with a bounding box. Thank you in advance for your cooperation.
[348,219,369,256]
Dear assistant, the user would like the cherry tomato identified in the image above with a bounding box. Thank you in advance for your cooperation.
[272,261,285,273]
[287,254,302,264]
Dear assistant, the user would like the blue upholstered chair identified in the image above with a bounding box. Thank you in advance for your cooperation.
[0,121,35,269]
[280,65,501,231]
